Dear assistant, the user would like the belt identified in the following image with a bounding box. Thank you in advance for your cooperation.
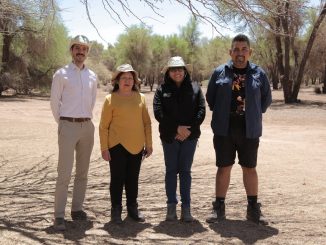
[60,117,91,122]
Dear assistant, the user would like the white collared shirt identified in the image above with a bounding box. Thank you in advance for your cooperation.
[50,63,97,123]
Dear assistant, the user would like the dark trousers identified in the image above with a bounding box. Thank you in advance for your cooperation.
[109,144,142,207]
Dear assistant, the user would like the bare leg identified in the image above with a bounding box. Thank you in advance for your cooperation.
[215,166,233,197]
[242,167,258,196]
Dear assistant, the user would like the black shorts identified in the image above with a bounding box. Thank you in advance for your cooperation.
[213,115,259,168]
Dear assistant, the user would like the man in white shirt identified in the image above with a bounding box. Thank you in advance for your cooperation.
[50,35,97,231]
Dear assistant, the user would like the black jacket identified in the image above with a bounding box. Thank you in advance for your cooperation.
[153,76,206,143]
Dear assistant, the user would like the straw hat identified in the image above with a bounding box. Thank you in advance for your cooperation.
[111,64,140,84]
[69,35,91,50]
[161,56,192,74]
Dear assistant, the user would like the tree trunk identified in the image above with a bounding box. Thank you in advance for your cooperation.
[1,33,13,71]
[292,3,326,100]
[271,67,279,90]
[281,1,292,103]
[274,1,285,81]
[0,33,14,96]
[323,62,326,93]
[273,13,285,79]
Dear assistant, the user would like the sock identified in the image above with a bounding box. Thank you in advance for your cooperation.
[215,197,225,204]
[247,195,257,205]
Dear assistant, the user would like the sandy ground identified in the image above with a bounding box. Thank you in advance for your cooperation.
[0,86,326,245]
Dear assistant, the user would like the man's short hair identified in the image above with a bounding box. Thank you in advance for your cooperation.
[231,34,250,48]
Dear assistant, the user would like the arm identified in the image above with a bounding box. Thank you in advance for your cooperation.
[142,95,153,157]
[206,70,218,111]
[260,71,272,113]
[192,86,206,128]
[153,86,178,132]
[91,75,98,112]
[50,72,64,123]
[99,96,113,159]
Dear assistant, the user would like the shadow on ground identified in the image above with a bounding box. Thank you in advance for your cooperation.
[209,219,279,244]
[44,220,93,241]
[103,218,151,238]
[153,219,207,237]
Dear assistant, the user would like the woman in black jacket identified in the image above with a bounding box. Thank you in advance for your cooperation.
[153,56,206,222]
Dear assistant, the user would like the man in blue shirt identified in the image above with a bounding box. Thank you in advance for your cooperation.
[206,34,272,225]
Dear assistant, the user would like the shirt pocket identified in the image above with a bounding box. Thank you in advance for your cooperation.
[215,77,231,97]
[247,74,262,99]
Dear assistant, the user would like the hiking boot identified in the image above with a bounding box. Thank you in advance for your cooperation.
[166,203,177,221]
[53,218,66,231]
[246,202,268,225]
[181,206,194,222]
[111,205,123,224]
[127,203,145,222]
[71,210,87,221]
[206,201,226,223]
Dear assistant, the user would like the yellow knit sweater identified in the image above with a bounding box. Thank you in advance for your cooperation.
[99,92,152,154]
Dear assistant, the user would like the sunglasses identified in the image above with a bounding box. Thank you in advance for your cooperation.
[169,67,185,72]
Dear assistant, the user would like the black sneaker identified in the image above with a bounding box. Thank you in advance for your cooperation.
[71,210,87,221]
[53,218,66,231]
[246,203,268,225]
[206,201,226,223]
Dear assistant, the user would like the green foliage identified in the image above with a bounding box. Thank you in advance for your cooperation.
[166,34,189,58]
[102,45,117,71]
[86,59,111,86]
[180,16,201,60]
[179,17,203,81]
[21,19,70,89]
[28,21,70,71]
[0,0,71,93]
[198,37,230,80]
[2,0,322,97]
[88,41,105,61]
[150,34,170,76]
[115,25,153,77]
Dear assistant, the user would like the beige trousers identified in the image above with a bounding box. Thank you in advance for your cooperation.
[54,120,94,218]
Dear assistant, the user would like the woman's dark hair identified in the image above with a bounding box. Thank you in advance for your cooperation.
[111,71,139,92]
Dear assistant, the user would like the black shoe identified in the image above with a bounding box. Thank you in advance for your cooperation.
[166,203,177,221]
[127,203,145,222]
[71,210,87,221]
[53,218,66,231]
[206,201,226,223]
[246,202,268,225]
[181,206,194,222]
[111,205,123,224]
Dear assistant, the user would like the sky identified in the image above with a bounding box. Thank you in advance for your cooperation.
[57,0,235,47]
[57,0,323,47]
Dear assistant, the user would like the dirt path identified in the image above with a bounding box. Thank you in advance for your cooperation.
[0,87,325,244]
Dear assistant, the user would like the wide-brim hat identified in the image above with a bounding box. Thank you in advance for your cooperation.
[69,35,91,50]
[161,56,192,74]
[111,64,140,84]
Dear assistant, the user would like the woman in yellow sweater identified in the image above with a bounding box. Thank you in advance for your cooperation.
[99,64,153,224]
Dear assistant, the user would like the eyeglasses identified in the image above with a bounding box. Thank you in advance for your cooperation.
[169,67,184,72]
[120,76,134,81]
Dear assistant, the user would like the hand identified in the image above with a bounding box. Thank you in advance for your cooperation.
[101,150,111,161]
[177,125,191,138]
[144,146,153,158]
[175,133,187,141]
